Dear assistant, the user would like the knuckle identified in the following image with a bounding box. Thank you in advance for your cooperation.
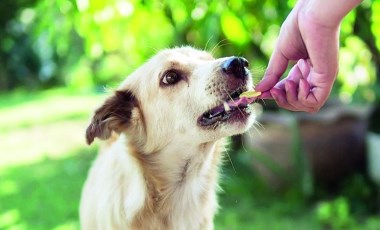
[300,97,319,107]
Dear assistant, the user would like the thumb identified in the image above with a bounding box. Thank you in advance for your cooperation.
[256,49,289,92]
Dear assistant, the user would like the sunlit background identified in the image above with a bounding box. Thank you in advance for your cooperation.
[1,0,380,229]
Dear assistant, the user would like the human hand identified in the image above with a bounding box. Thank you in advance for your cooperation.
[256,0,361,113]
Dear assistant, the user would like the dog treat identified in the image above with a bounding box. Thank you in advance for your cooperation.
[221,90,261,111]
[239,90,262,98]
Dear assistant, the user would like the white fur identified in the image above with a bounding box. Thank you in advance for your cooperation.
[80,136,146,229]
[80,47,256,230]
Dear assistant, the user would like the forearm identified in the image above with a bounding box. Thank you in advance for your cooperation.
[301,0,363,27]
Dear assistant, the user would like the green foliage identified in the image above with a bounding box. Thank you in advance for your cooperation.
[370,0,380,51]
[314,172,379,230]
[1,0,379,104]
[316,194,380,230]
[317,197,356,229]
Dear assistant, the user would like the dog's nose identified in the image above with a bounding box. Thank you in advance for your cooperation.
[222,57,249,79]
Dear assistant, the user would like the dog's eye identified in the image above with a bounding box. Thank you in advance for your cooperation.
[162,71,181,85]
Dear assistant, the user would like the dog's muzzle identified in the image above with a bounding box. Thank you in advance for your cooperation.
[198,57,253,127]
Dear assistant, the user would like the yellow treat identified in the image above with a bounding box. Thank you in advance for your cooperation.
[239,90,262,98]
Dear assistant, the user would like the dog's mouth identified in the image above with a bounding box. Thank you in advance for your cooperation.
[198,88,256,127]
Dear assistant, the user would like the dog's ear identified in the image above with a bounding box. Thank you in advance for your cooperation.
[86,90,137,145]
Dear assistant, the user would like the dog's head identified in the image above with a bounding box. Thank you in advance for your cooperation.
[86,47,256,152]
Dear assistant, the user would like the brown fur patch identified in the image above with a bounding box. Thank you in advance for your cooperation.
[128,140,225,229]
[86,90,137,144]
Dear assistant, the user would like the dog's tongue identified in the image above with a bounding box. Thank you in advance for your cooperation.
[225,96,255,109]
[226,90,261,110]
[209,90,261,115]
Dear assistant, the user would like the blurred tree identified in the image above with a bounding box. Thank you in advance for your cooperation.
[0,0,289,91]
[0,0,38,90]
[0,0,378,106]
[353,2,380,102]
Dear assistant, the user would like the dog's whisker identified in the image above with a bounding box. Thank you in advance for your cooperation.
[257,98,267,107]
[204,36,214,52]
[224,148,237,174]
[248,120,264,138]
[220,86,246,117]
[240,137,250,154]
[210,39,225,54]
[144,45,160,53]
[222,87,233,101]
[210,39,231,55]
[239,115,264,154]
[213,42,232,53]
[254,120,265,130]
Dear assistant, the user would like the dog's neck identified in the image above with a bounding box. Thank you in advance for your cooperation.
[130,137,224,195]
[127,136,225,227]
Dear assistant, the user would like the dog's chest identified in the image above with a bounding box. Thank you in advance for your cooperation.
[140,176,217,230]
[135,145,221,229]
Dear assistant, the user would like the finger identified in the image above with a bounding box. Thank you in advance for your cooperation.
[285,80,298,106]
[258,91,273,99]
[301,59,311,75]
[298,78,312,102]
[297,59,311,81]
[298,79,321,113]
[286,61,304,83]
[285,60,322,112]
[285,62,313,108]
[299,71,331,109]
[256,49,289,92]
[273,62,303,90]
[270,88,297,111]
[271,84,316,112]
[284,80,317,112]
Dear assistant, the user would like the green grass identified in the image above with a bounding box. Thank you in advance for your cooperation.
[0,149,93,230]
[0,89,379,230]
[215,164,321,230]
[0,89,103,230]
[0,88,105,131]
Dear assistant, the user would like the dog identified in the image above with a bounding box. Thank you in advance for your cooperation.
[80,47,256,230]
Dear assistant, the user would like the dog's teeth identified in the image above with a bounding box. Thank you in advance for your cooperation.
[223,102,231,112]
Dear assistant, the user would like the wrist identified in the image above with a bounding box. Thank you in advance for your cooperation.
[300,0,362,28]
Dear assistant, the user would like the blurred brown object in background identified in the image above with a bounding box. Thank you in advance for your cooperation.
[244,101,370,190]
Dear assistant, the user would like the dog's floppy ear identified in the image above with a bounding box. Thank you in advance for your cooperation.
[86,90,137,145]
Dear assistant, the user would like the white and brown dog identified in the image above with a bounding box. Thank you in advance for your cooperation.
[80,47,256,230]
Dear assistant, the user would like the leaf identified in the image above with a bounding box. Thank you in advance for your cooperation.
[221,11,250,46]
